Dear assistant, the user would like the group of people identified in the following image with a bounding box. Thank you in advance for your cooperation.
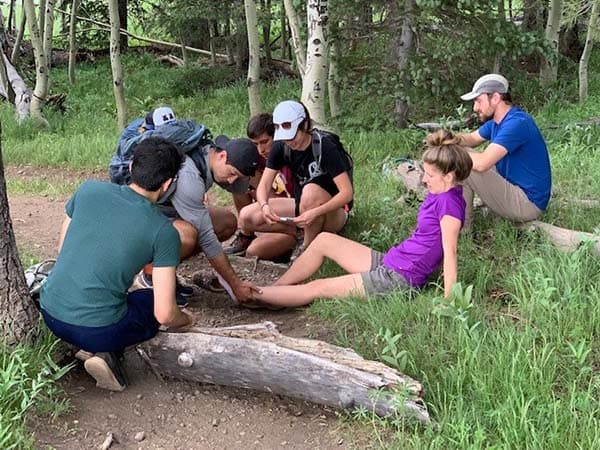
[39,73,552,391]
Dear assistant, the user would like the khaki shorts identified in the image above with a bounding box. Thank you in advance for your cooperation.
[361,251,409,295]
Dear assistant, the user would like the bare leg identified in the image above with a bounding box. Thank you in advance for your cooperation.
[246,233,296,261]
[298,183,347,246]
[275,232,372,286]
[238,198,296,235]
[208,206,237,241]
[255,273,366,307]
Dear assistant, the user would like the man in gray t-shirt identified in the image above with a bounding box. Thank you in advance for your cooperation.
[156,135,262,301]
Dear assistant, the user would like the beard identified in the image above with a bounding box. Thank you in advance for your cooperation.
[478,111,493,123]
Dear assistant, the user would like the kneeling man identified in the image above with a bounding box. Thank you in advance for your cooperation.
[41,137,193,391]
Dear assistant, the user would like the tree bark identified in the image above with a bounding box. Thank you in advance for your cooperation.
[8,0,16,34]
[10,12,26,65]
[118,0,127,50]
[280,0,288,59]
[0,126,40,345]
[68,0,79,84]
[235,2,249,70]
[42,0,55,72]
[245,0,262,115]
[578,0,599,103]
[23,0,48,123]
[0,53,32,120]
[301,0,329,126]
[327,21,340,118]
[261,0,272,65]
[224,5,236,65]
[108,0,127,129]
[391,0,416,129]
[283,0,306,77]
[540,0,564,85]
[179,35,189,67]
[140,321,430,423]
[209,20,217,66]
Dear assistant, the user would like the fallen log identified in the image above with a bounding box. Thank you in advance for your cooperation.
[157,54,184,67]
[140,321,430,423]
[520,221,600,254]
[0,53,31,120]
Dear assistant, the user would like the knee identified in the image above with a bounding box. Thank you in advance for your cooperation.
[299,185,328,212]
[174,221,198,257]
[309,232,333,249]
[238,203,262,229]
[214,212,237,241]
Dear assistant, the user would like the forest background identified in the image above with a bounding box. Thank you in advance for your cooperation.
[2,0,600,448]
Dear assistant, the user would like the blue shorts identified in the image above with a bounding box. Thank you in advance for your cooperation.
[41,289,160,353]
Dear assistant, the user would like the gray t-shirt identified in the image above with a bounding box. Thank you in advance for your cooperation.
[159,155,223,259]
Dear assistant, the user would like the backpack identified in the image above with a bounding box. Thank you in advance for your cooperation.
[283,129,353,186]
[109,119,213,185]
[25,259,56,308]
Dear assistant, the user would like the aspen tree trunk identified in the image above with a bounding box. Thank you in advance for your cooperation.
[10,13,25,64]
[301,0,328,126]
[8,0,16,33]
[283,0,305,77]
[245,0,262,115]
[224,6,236,65]
[0,128,40,345]
[262,0,272,65]
[540,0,564,85]
[108,0,127,129]
[39,0,46,41]
[42,0,54,71]
[280,1,288,59]
[579,0,600,102]
[209,21,217,66]
[493,0,505,73]
[68,0,79,84]
[23,0,48,122]
[328,22,340,118]
[392,0,415,128]
[0,53,16,104]
[180,36,189,66]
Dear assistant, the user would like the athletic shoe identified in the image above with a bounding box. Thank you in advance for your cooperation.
[176,292,189,308]
[84,352,127,392]
[224,232,256,256]
[137,272,193,299]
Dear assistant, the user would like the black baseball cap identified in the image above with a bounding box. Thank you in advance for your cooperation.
[214,135,259,177]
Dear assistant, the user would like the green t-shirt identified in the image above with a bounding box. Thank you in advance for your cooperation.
[41,180,180,327]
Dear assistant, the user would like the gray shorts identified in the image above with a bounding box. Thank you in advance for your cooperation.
[361,251,409,295]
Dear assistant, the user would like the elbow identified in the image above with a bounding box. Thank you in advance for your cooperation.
[472,160,493,173]
[155,307,178,327]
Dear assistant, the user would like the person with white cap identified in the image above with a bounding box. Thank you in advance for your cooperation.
[240,100,354,257]
[457,74,552,229]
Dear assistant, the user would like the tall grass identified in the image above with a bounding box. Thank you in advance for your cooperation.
[4,53,600,447]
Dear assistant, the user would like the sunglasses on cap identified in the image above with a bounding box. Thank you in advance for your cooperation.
[273,115,304,130]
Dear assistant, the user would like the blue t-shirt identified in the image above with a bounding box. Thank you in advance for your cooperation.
[478,106,551,210]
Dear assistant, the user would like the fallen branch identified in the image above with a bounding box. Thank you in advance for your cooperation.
[157,54,184,67]
[140,321,430,423]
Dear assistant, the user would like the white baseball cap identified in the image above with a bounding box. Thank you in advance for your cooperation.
[145,106,176,129]
[272,100,306,141]
[460,74,509,101]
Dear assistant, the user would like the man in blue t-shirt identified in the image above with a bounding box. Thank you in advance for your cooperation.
[457,74,552,229]
[41,137,194,392]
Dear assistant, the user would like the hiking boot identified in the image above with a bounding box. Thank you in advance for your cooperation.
[176,292,189,308]
[176,275,194,298]
[136,272,154,289]
[224,232,256,256]
[192,269,225,293]
[84,352,127,392]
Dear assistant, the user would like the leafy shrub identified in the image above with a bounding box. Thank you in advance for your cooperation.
[166,65,245,97]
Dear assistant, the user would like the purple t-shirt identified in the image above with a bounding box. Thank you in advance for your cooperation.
[382,186,465,288]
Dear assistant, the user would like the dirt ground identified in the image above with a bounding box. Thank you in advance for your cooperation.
[7,167,369,450]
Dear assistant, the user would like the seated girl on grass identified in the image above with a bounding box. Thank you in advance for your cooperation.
[219,129,472,308]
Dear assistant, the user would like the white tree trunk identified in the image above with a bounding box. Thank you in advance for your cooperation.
[10,13,26,64]
[23,0,48,123]
[283,0,306,78]
[579,0,599,103]
[43,0,55,71]
[301,0,328,126]
[108,0,127,129]
[327,26,340,118]
[244,0,262,115]
[68,0,79,84]
[540,0,564,85]
[209,21,216,66]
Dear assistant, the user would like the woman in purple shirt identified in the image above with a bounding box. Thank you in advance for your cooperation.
[225,130,472,308]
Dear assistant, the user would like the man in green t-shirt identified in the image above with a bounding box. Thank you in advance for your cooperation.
[41,137,194,392]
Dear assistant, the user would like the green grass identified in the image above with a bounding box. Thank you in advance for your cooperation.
[5,53,600,448]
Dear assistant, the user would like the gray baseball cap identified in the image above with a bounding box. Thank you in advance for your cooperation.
[460,74,509,101]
